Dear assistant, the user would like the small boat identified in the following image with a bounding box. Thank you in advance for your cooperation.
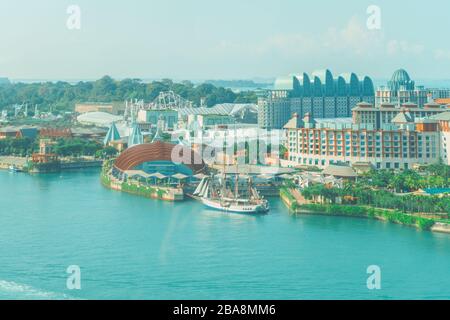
[8,165,22,173]
[193,175,269,214]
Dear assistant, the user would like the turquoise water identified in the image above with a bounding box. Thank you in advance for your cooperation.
[0,169,449,300]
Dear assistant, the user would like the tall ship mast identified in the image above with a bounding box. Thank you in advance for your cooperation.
[192,175,269,214]
[192,123,269,214]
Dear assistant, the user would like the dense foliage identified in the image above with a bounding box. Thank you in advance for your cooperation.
[299,204,436,230]
[0,77,258,113]
[121,182,167,199]
[0,136,118,158]
[302,164,450,213]
[300,175,450,215]
[0,138,37,156]
[359,167,450,192]
[95,146,118,159]
[53,138,103,157]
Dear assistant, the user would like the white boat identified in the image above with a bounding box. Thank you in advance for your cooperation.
[193,176,269,214]
[8,165,21,173]
[201,197,269,213]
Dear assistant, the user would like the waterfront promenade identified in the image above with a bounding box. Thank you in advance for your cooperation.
[0,156,102,172]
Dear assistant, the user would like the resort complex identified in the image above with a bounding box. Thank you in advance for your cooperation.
[3,0,450,303]
[284,104,450,170]
[84,69,450,231]
[2,70,450,226]
[257,69,375,129]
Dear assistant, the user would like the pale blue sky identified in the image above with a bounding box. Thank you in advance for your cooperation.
[1,0,449,80]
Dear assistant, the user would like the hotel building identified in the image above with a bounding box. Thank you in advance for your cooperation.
[284,103,450,170]
[258,69,375,129]
[352,102,446,128]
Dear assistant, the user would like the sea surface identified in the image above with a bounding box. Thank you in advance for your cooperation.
[0,169,449,300]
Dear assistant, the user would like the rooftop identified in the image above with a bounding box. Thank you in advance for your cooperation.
[430,112,450,121]
[178,104,257,117]
[322,165,357,178]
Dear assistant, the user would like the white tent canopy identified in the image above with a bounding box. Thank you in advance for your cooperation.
[124,170,152,179]
[150,173,167,180]
[171,173,189,180]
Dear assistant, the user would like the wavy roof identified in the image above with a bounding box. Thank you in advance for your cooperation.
[273,70,374,96]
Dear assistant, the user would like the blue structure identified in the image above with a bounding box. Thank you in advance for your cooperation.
[128,124,143,147]
[258,69,375,129]
[103,122,121,146]
[388,69,415,91]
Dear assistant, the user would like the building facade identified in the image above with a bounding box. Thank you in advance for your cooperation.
[187,114,235,129]
[352,102,447,129]
[258,69,375,129]
[284,110,445,170]
[75,102,125,115]
[137,109,179,130]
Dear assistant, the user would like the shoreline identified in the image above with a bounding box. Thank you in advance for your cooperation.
[280,188,450,234]
[100,170,184,201]
[0,156,102,173]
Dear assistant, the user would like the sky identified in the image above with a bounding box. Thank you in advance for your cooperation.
[1,0,450,81]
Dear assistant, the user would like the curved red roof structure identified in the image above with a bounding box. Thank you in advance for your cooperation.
[114,141,206,173]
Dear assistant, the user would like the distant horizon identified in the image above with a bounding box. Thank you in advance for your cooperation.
[5,76,450,90]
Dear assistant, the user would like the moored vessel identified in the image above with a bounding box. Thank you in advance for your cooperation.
[193,175,269,214]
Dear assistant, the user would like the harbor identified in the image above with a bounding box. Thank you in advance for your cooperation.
[1,168,450,300]
[3,0,450,303]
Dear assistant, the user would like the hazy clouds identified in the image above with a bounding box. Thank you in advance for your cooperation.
[0,0,449,80]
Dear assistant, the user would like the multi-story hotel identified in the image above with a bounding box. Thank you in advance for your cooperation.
[352,101,445,128]
[284,102,450,170]
[258,69,375,129]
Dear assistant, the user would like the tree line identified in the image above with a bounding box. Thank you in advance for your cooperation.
[0,77,258,113]
[358,167,450,192]
[300,165,450,215]
[0,137,116,159]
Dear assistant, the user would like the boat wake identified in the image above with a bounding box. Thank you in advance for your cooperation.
[0,280,76,300]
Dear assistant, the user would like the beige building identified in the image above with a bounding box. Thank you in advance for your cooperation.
[75,102,125,115]
[284,111,442,170]
[352,102,446,129]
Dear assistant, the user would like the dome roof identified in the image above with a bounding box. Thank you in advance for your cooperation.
[77,112,122,127]
[114,141,206,173]
[391,69,411,83]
